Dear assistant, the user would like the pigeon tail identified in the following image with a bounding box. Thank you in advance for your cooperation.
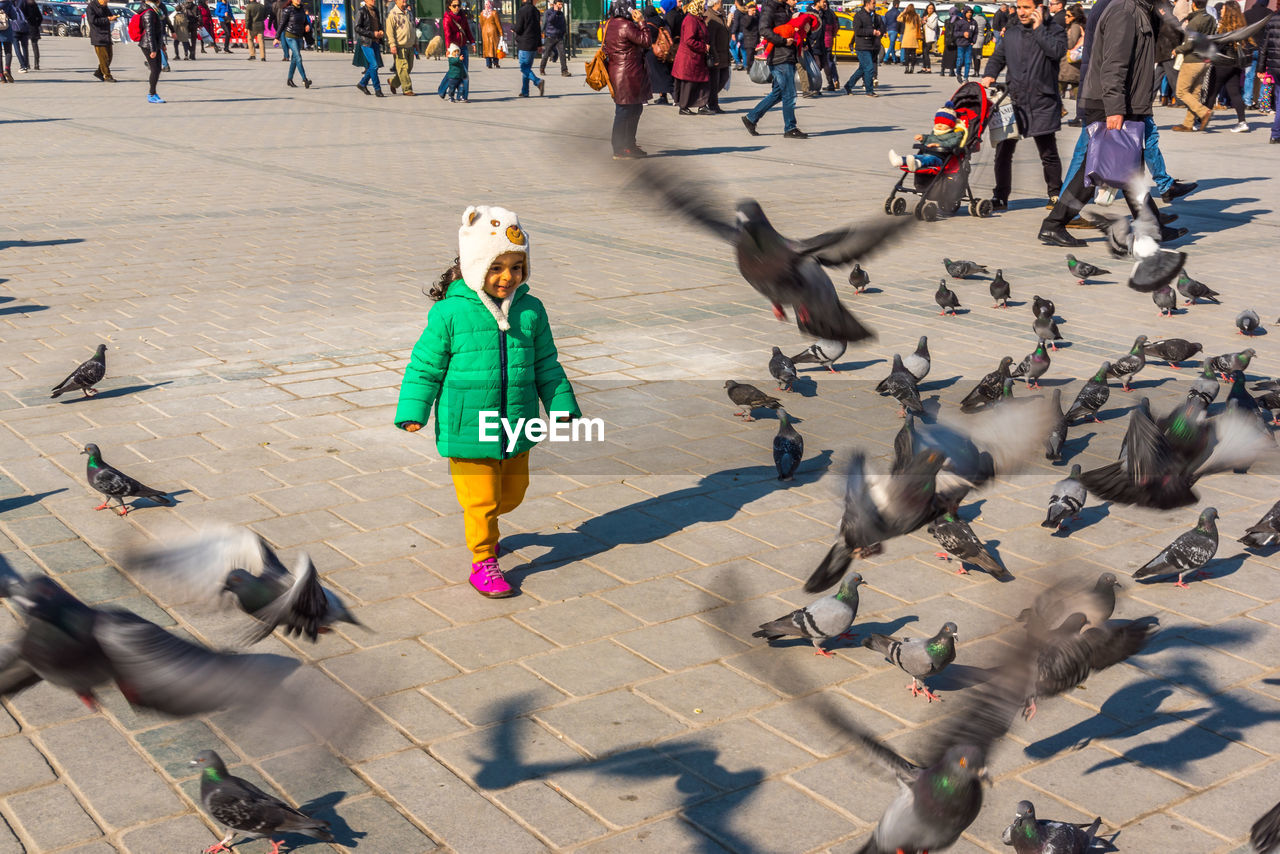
[861,633,897,658]
[1252,798,1280,854]
[804,540,854,594]
[135,487,175,506]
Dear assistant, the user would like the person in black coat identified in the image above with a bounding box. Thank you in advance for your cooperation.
[738,0,758,63]
[842,0,879,94]
[1262,10,1280,140]
[666,0,685,47]
[514,0,545,95]
[981,0,1066,209]
[705,0,731,111]
[18,0,40,70]
[138,0,166,100]
[87,0,117,79]
[540,0,569,75]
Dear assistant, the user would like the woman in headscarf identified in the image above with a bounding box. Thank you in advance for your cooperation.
[641,2,674,104]
[671,0,709,113]
[604,0,652,158]
[480,0,503,67]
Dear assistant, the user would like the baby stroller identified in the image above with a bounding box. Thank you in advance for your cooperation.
[884,81,1008,222]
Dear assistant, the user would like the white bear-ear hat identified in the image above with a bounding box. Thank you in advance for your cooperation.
[457,205,531,331]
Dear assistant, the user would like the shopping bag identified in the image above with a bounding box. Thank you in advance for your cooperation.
[988,98,1020,146]
[198,26,214,45]
[1083,120,1144,189]
[748,57,770,84]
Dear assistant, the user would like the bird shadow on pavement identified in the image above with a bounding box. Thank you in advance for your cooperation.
[0,238,84,251]
[850,286,882,295]
[788,376,819,398]
[1055,501,1109,536]
[122,489,193,513]
[658,145,769,157]
[1196,551,1250,583]
[1239,327,1269,337]
[831,356,885,373]
[1123,376,1175,393]
[917,375,960,393]
[55,381,174,403]
[0,294,11,302]
[1055,430,1097,460]
[762,613,918,654]
[0,490,67,515]
[927,662,994,692]
[298,791,366,849]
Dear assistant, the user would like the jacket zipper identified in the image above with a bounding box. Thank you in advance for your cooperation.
[498,329,509,460]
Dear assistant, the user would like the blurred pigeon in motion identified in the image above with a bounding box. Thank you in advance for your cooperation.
[1107,335,1148,392]
[936,280,962,316]
[902,335,931,381]
[127,526,363,644]
[1065,255,1109,286]
[1188,361,1221,406]
[769,346,799,392]
[944,258,988,279]
[1045,388,1068,461]
[81,443,173,516]
[1158,2,1273,62]
[1253,799,1280,854]
[753,572,863,657]
[1011,340,1051,390]
[1153,285,1177,317]
[1042,465,1086,530]
[1237,308,1261,336]
[1239,499,1280,549]
[1177,270,1220,304]
[192,750,334,854]
[1065,362,1112,423]
[1256,389,1280,425]
[863,622,958,701]
[876,354,925,416]
[1134,507,1219,588]
[1208,348,1255,380]
[1001,800,1102,854]
[960,356,1015,412]
[849,263,871,293]
[1143,337,1202,368]
[1023,613,1158,719]
[1033,307,1064,351]
[773,409,804,481]
[1032,295,1055,319]
[928,510,1010,578]
[790,339,845,372]
[1085,177,1187,292]
[1017,572,1122,631]
[724,380,782,421]
[51,344,107,399]
[990,270,1011,308]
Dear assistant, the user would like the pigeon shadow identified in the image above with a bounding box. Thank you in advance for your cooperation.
[0,304,49,316]
[790,376,820,398]
[1239,327,1269,337]
[119,489,194,513]
[849,614,918,642]
[1052,428,1096,462]
[927,662,995,692]
[0,490,67,515]
[658,145,769,157]
[831,357,886,372]
[55,381,174,403]
[977,539,1014,582]
[0,238,84,251]
[1056,501,1110,536]
[297,791,366,848]
[1196,551,1249,583]
[917,375,961,393]
[850,286,883,295]
[1123,376,1175,392]
[0,294,12,302]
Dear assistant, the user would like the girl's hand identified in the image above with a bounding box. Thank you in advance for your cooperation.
[402,421,423,432]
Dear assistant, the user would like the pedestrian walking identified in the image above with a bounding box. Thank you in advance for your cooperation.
[244,0,267,58]
[921,1,937,70]
[817,0,838,88]
[270,0,288,58]
[843,0,879,95]
[706,0,731,110]
[18,0,39,70]
[604,0,652,157]
[0,0,15,82]
[641,2,673,104]
[386,0,416,93]
[87,0,117,79]
[9,0,30,73]
[352,0,384,95]
[1261,7,1280,141]
[744,0,807,135]
[214,0,234,52]
[437,0,474,98]
[138,0,165,101]
[1171,0,1217,130]
[738,0,758,63]
[971,4,988,74]
[514,0,545,95]
[172,2,194,58]
[900,3,921,71]
[443,42,467,96]
[1202,0,1252,131]
[672,0,709,112]
[1058,2,1082,98]
[941,5,957,74]
[480,0,503,66]
[540,0,571,75]
[396,206,581,601]
[196,0,214,52]
[952,5,977,80]
[277,0,311,86]
[885,0,901,61]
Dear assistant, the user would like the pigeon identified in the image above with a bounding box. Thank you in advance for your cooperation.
[1227,371,1269,427]
[902,335,931,382]
[960,356,1015,413]
[1157,3,1273,62]
[936,280,961,316]
[790,339,846,373]
[769,346,799,392]
[1011,340,1051,389]
[1134,507,1219,588]
[1032,307,1064,351]
[724,380,781,421]
[81,443,174,515]
[1042,465,1086,530]
[944,258,988,279]
[773,409,804,481]
[928,510,1010,578]
[1031,295,1055,319]
[1153,285,1177,316]
[1257,389,1280,425]
[1208,347,1256,381]
[1085,176,1187,293]
[990,270,1011,307]
[1065,362,1112,423]
[191,750,334,854]
[1239,499,1280,548]
[1253,799,1280,854]
[849,263,871,293]
[876,354,925,416]
[1143,337,1202,368]
[638,161,906,343]
[753,572,863,657]
[1177,270,1220,304]
[1045,389,1069,462]
[126,526,363,644]
[1107,334,1148,392]
[50,344,107,399]
[1065,254,1109,285]
[1001,800,1102,854]
[863,622,958,701]
[1187,361,1221,407]
[1237,308,1261,336]
[1017,572,1122,631]
[1023,614,1158,719]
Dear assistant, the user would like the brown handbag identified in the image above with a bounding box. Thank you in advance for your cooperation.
[585,19,613,92]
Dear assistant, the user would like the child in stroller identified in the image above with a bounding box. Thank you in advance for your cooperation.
[888,101,969,172]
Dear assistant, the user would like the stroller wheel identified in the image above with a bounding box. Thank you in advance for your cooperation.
[917,200,939,222]
[892,197,908,216]
[884,196,897,215]
[976,199,994,218]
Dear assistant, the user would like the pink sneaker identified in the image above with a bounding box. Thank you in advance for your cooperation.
[469,558,514,598]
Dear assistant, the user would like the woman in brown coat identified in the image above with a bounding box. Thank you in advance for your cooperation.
[899,4,922,73]
[671,0,709,113]
[604,0,653,158]
[1057,3,1083,99]
[480,0,503,67]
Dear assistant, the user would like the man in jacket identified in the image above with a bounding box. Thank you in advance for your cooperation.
[992,2,1009,41]
[87,0,116,79]
[214,0,234,52]
[1171,0,1218,130]
[981,0,1066,210]
[744,0,808,137]
[540,0,570,75]
[386,0,417,93]
[842,0,880,94]
[951,6,977,79]
[139,0,166,101]
[818,0,837,87]
[245,0,267,58]
[884,0,901,62]
[514,0,545,95]
[353,0,384,94]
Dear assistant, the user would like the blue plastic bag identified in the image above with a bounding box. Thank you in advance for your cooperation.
[1083,120,1145,190]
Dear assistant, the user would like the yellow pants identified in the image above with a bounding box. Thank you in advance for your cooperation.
[1177,59,1211,126]
[449,453,530,563]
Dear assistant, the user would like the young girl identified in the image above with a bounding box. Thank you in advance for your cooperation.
[396,206,580,599]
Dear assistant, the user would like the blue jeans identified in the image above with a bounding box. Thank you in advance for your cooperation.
[955,45,972,81]
[913,153,943,169]
[1272,84,1280,140]
[1243,54,1257,105]
[284,36,306,81]
[1062,116,1173,197]
[14,35,29,69]
[518,48,541,95]
[358,45,382,91]
[729,34,742,66]
[747,62,797,132]
[887,30,899,60]
[844,49,875,93]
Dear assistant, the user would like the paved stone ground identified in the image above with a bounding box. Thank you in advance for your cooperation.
[1,37,1279,854]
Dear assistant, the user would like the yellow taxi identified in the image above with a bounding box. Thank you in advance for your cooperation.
[831,6,997,60]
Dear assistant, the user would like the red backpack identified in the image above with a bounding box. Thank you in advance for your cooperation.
[128,9,146,42]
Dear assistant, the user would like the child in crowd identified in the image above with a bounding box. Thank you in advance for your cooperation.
[444,44,467,101]
[396,206,580,599]
[888,101,969,171]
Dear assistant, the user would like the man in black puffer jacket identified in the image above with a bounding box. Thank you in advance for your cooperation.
[1262,12,1280,141]
[842,0,880,94]
[514,0,545,95]
[742,0,808,138]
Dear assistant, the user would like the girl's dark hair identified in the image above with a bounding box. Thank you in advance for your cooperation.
[427,256,462,301]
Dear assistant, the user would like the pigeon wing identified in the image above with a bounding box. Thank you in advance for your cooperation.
[631,161,739,243]
[241,554,331,644]
[0,643,41,696]
[126,526,287,604]
[790,216,914,267]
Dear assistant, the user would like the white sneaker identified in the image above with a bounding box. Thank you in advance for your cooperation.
[888,148,903,168]
[1231,121,1250,133]
[1095,186,1118,206]
[905,155,920,171]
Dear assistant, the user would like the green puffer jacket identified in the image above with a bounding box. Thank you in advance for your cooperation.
[395,280,580,460]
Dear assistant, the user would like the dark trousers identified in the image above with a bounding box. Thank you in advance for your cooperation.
[707,65,729,109]
[1042,116,1160,232]
[142,47,162,94]
[823,46,838,86]
[941,43,955,74]
[94,43,113,78]
[993,133,1062,202]
[14,35,30,69]
[1206,66,1245,123]
[611,102,643,154]
[921,40,933,69]
[539,35,568,72]
[221,19,232,51]
[27,34,39,68]
[0,42,11,70]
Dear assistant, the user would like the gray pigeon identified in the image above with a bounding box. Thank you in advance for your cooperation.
[724,380,782,421]
[1153,285,1177,316]
[753,573,863,656]
[1065,362,1112,422]
[1143,337,1202,368]
[81,443,173,515]
[1042,465,1086,530]
[1188,361,1220,406]
[928,511,1010,579]
[1032,307,1064,351]
[1208,347,1255,380]
[1065,254,1109,285]
[1011,340,1051,389]
[1045,388,1068,461]
[1106,335,1148,392]
[1001,800,1102,854]
[876,354,925,416]
[849,263,871,293]
[902,335,930,382]
[1237,308,1261,336]
[990,270,1011,308]
[863,622,958,701]
[790,339,845,373]
[936,280,961,316]
[1239,499,1280,549]
[1086,177,1187,294]
[769,346,799,392]
[944,258,988,279]
[51,344,107,399]
[1254,800,1280,854]
[1031,295,1055,319]
[960,356,1014,412]
[1177,270,1220,304]
[1024,614,1157,719]
[1161,7,1273,63]
[1134,507,1219,588]
[192,750,334,854]
[1016,572,1122,631]
[773,409,804,481]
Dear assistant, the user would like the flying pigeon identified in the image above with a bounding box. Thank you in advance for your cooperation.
[637,161,907,343]
[191,750,334,854]
[849,263,871,293]
[1042,465,1086,530]
[1187,361,1221,407]
[1023,613,1157,719]
[1256,389,1280,425]
[769,346,799,392]
[1253,799,1280,854]
[1065,362,1112,423]
[790,339,845,372]
[724,380,781,421]
[1032,307,1064,351]
[1011,340,1051,389]
[936,280,961,316]
[928,510,1010,578]
[1065,254,1109,286]
[1239,499,1280,548]
[990,270,1011,307]
[863,622,958,701]
[81,443,174,515]
[1158,3,1274,62]
[902,335,930,382]
[1237,308,1261,336]
[1045,388,1068,461]
[960,356,1015,413]
[1177,270,1220,304]
[50,344,107,399]
[1208,347,1255,381]
[876,354,925,416]
[1085,176,1187,293]
[752,572,863,656]
[1017,572,1122,631]
[1153,285,1177,317]
[1107,335,1148,392]
[126,526,363,644]
[1134,507,1219,588]
[1143,337,1202,368]
[773,409,804,481]
[1031,295,1055,319]
[1001,800,1102,854]
[1226,371,1270,428]
[944,258,988,279]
